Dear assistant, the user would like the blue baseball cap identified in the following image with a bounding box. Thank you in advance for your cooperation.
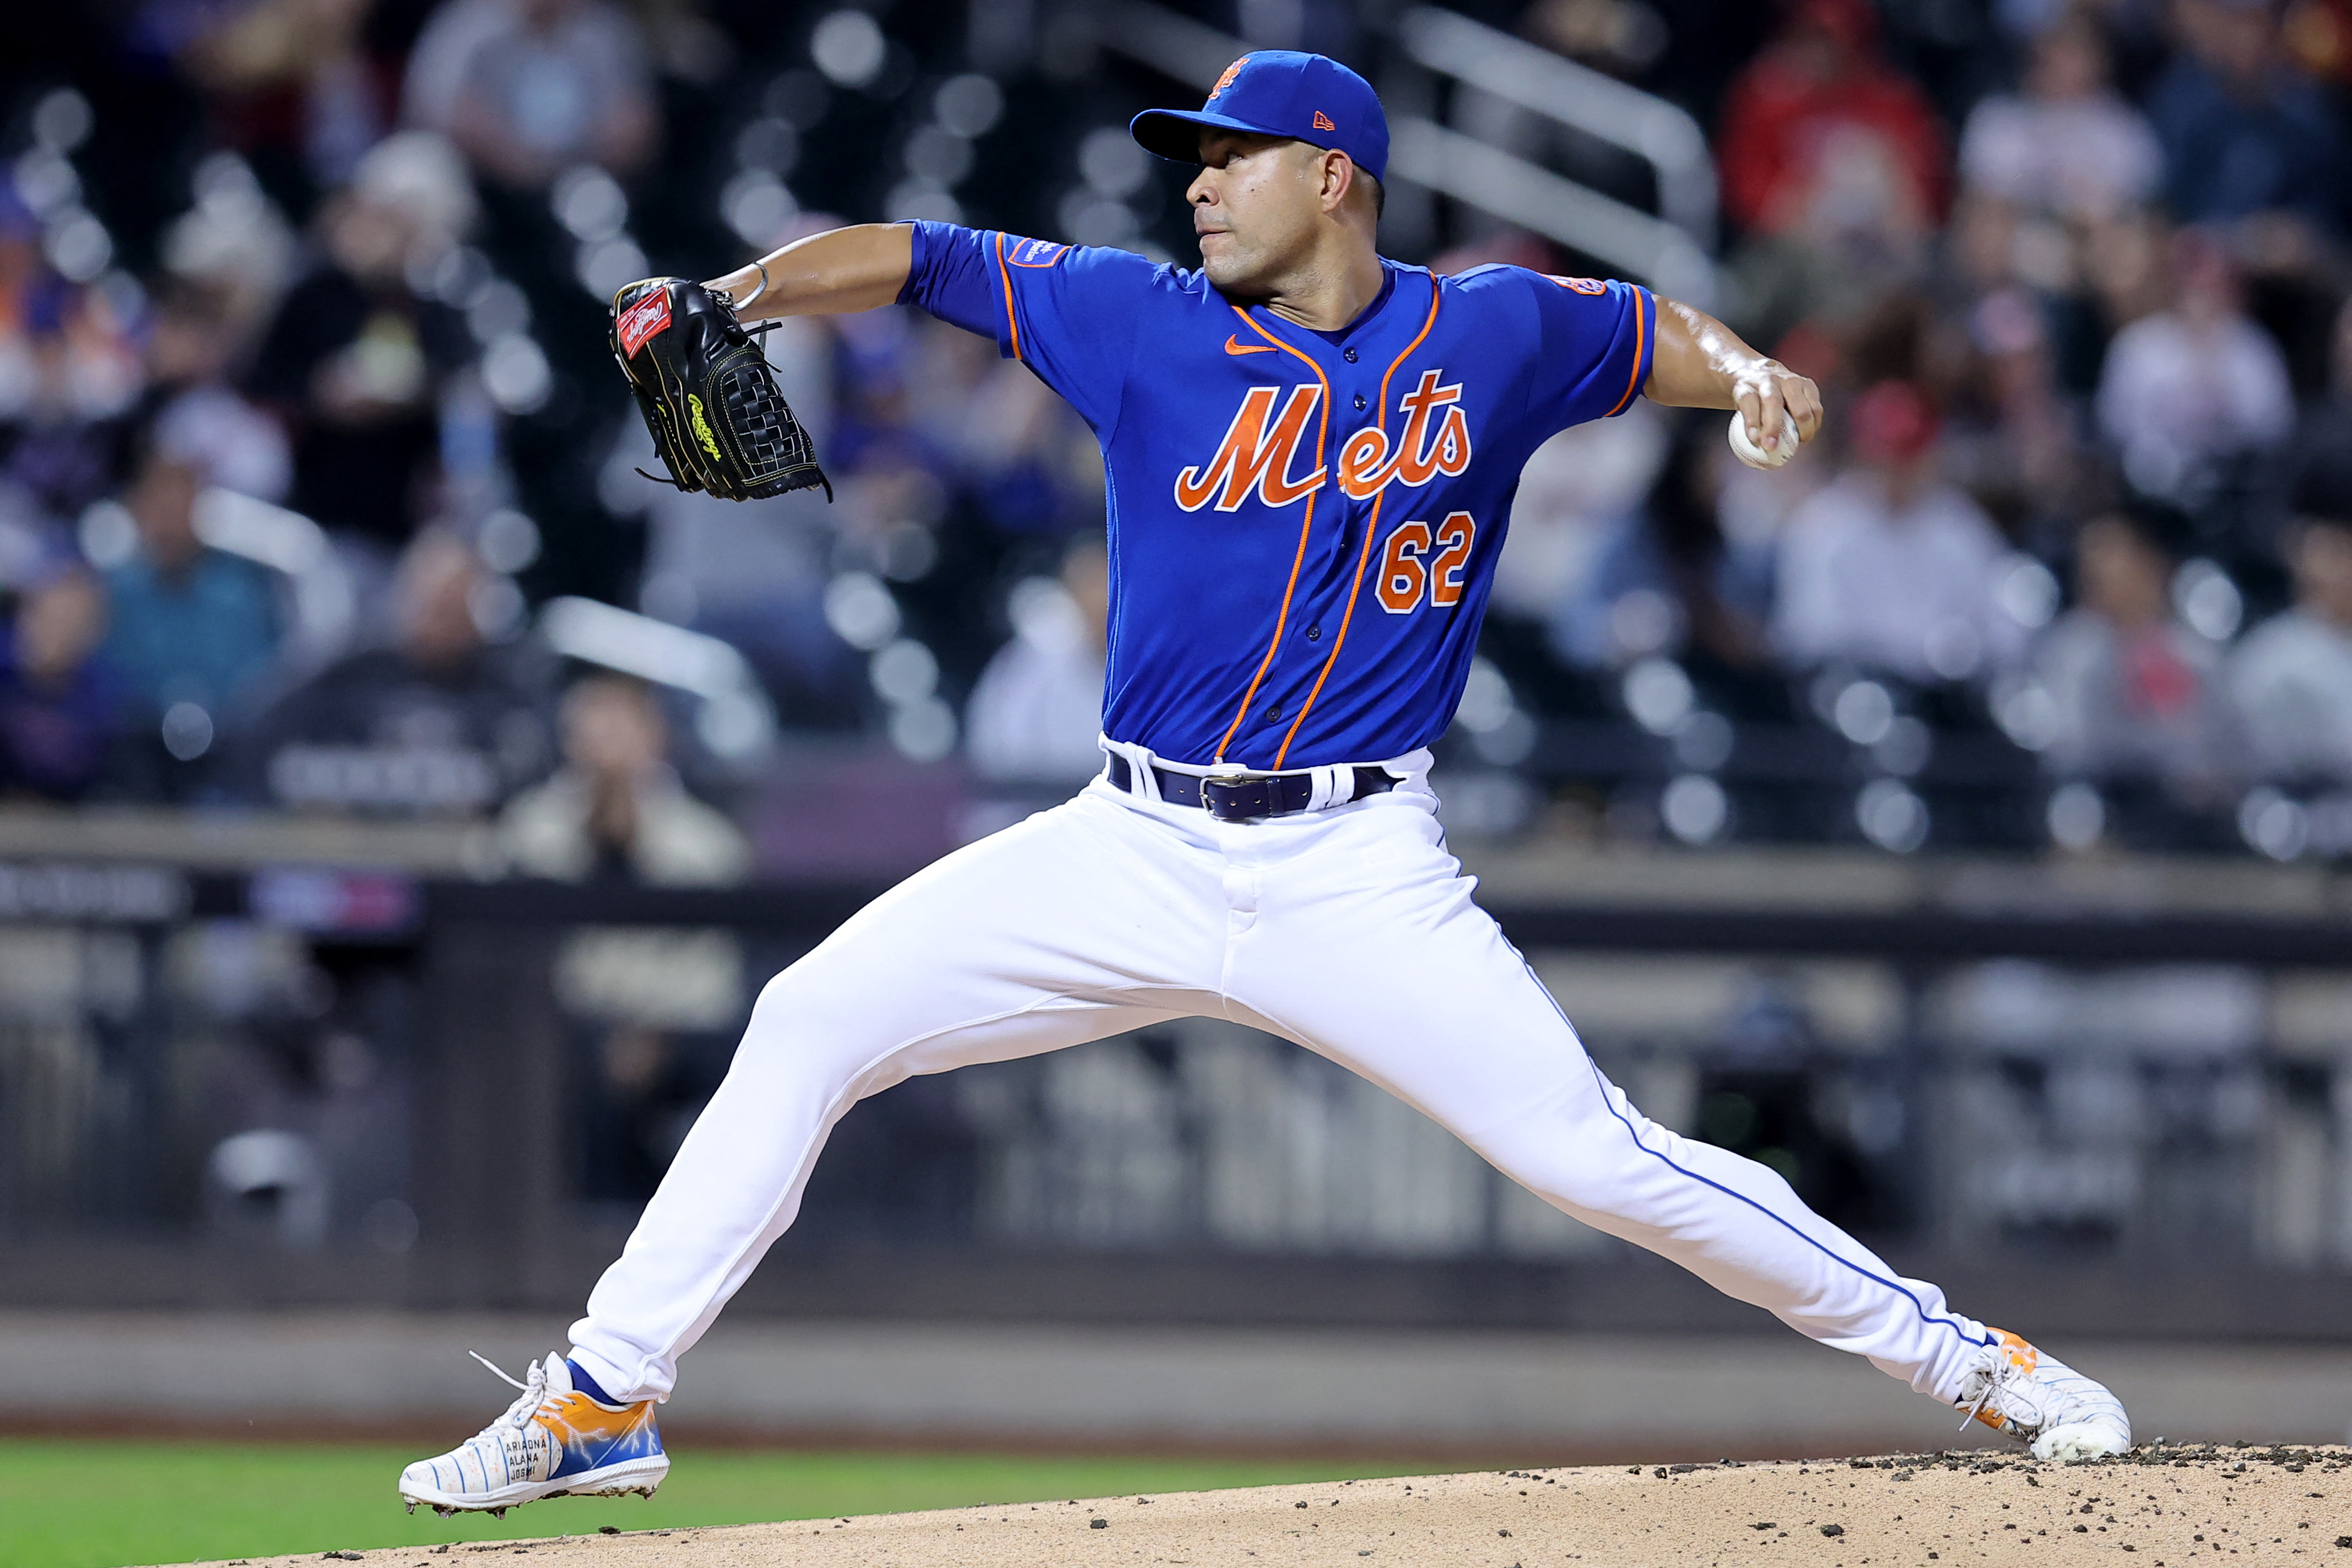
[1129,51,1389,185]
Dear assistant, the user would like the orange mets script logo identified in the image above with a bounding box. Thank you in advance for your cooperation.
[1336,371,1474,498]
[1173,371,1474,512]
[1209,57,1250,99]
[1175,384,1325,512]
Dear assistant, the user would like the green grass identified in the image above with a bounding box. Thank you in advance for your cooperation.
[0,1438,1431,1568]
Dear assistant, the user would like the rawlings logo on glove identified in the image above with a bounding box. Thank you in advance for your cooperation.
[688,394,722,461]
[614,290,672,356]
[608,277,830,505]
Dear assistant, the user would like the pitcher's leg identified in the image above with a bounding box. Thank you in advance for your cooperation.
[571,788,1223,1401]
[1229,802,1989,1403]
[1491,1026,1992,1399]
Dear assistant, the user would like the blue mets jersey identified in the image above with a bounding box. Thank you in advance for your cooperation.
[899,221,1657,771]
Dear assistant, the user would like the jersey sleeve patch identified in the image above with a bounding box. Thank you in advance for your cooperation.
[1545,274,1609,296]
[1007,239,1070,269]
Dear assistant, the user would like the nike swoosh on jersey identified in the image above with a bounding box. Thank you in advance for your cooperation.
[1224,336,1278,355]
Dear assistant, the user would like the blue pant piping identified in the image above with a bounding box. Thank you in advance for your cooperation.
[1524,959,1990,1354]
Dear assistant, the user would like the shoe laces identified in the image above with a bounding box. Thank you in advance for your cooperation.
[468,1351,553,1431]
[1958,1341,2036,1431]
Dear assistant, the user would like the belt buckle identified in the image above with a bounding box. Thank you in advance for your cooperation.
[1199,768,1274,822]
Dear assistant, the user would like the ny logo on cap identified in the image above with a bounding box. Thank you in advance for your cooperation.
[1210,56,1249,98]
[1312,111,1335,131]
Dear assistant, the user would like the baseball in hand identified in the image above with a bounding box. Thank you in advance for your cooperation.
[1728,409,1797,469]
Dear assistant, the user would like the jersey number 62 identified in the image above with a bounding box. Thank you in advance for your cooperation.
[1377,511,1476,614]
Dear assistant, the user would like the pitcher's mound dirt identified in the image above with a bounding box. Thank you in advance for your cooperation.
[182,1444,2350,1568]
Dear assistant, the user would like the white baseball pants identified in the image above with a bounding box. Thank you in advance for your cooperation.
[569,746,1994,1407]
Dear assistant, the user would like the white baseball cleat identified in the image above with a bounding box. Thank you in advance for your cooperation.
[397,1352,668,1517]
[1956,1328,2131,1462]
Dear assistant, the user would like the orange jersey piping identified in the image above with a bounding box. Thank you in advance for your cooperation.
[994,231,1022,361]
[1270,279,1443,769]
[1603,285,1649,418]
[1209,305,1332,764]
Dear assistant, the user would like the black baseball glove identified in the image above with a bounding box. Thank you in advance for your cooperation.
[609,275,831,503]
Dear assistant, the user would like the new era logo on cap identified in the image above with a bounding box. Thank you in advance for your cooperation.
[1129,50,1391,185]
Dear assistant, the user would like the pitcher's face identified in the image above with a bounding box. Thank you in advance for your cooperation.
[1187,132,1327,298]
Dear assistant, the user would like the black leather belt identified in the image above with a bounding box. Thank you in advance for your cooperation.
[1106,754,1396,821]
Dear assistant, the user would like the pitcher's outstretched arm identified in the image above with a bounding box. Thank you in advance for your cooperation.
[704,222,915,322]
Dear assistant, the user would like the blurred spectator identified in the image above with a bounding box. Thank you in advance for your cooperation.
[1521,0,1675,78]
[0,196,42,417]
[2293,294,2352,475]
[0,243,142,526]
[910,320,1104,540]
[2228,466,2352,778]
[121,279,292,504]
[1958,11,2164,220]
[2,0,2345,866]
[1944,290,2085,539]
[624,441,850,700]
[829,311,955,541]
[2144,0,2343,231]
[1551,415,1776,673]
[1772,381,2026,680]
[2094,229,2292,496]
[1717,0,1950,239]
[247,134,476,550]
[2280,0,2352,84]
[2079,206,2177,334]
[0,199,138,432]
[2033,510,2233,789]
[176,0,393,201]
[498,675,750,884]
[1715,0,1951,346]
[99,445,283,724]
[1491,401,1670,625]
[158,156,300,355]
[0,565,120,800]
[403,0,657,189]
[965,537,1111,787]
[240,529,549,815]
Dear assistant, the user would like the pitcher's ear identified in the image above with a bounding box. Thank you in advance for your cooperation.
[1322,149,1353,212]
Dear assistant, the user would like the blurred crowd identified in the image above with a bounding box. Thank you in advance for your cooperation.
[1442,0,2352,855]
[2,0,2351,868]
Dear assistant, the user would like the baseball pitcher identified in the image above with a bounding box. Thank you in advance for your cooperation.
[398,52,2127,1517]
